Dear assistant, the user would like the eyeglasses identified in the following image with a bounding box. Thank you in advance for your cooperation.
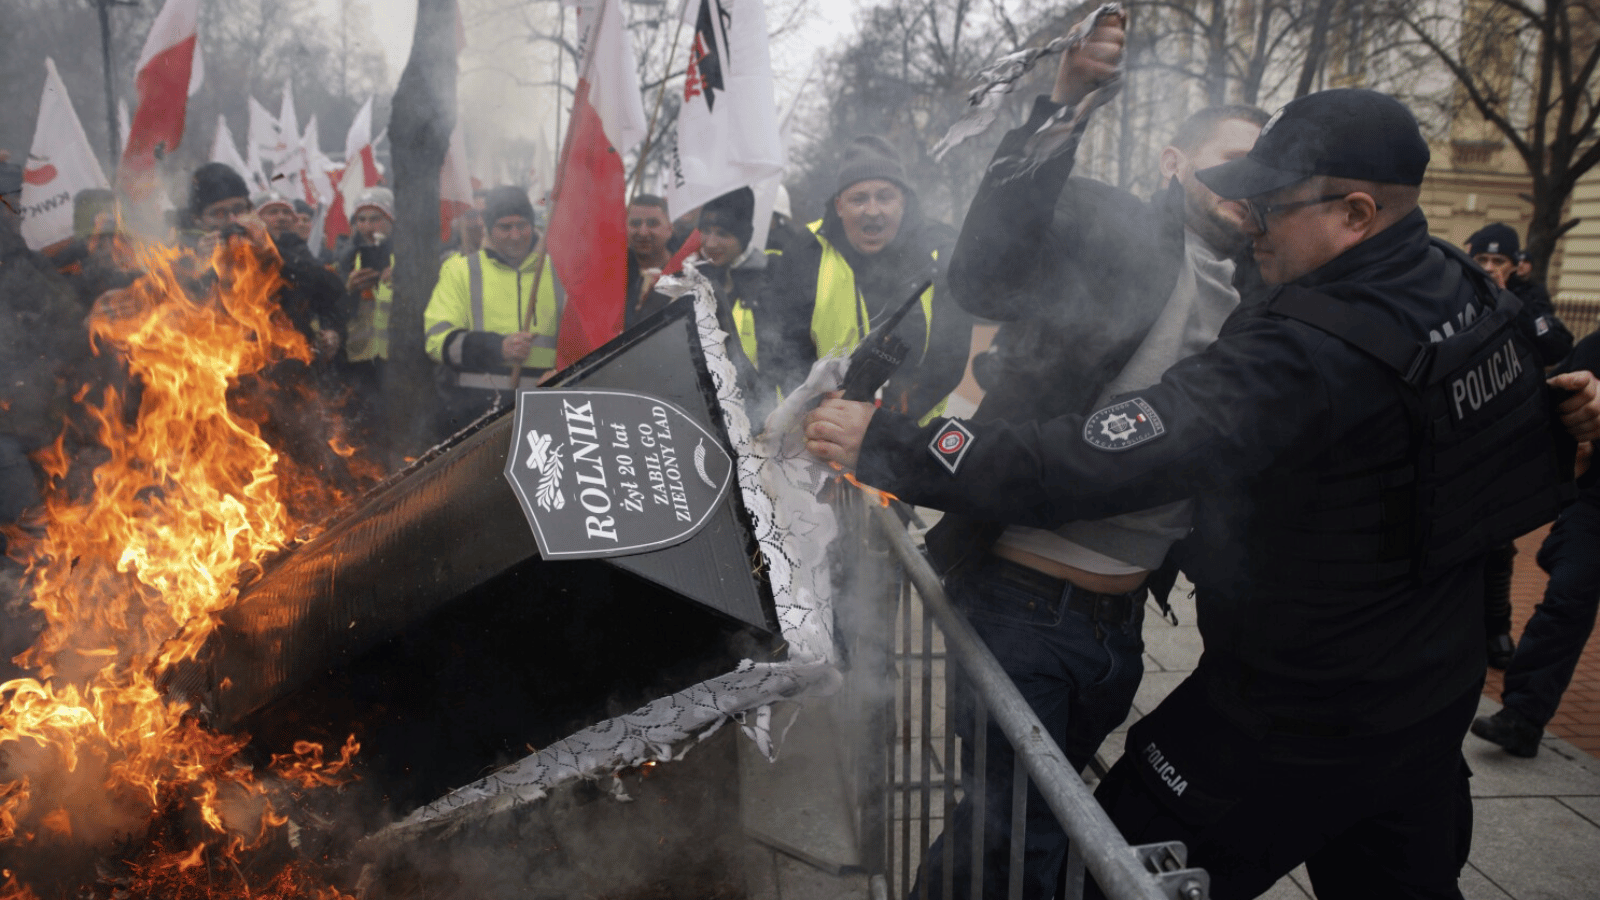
[1243,193,1375,234]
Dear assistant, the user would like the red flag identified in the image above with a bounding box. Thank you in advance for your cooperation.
[549,0,648,369]
[118,0,200,202]
[661,229,702,276]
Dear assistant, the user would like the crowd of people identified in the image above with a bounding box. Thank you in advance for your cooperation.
[3,10,1600,897]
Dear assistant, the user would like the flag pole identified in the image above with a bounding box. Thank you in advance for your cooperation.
[626,5,690,199]
[509,0,611,393]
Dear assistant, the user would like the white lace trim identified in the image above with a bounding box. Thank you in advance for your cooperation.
[373,270,848,839]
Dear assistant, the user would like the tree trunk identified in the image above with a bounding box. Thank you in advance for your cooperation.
[1524,193,1573,290]
[384,0,458,461]
[1294,0,1340,98]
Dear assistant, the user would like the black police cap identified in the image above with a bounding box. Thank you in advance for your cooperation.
[1196,89,1430,200]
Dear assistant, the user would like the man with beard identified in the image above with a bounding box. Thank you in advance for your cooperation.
[826,13,1264,898]
[758,136,973,423]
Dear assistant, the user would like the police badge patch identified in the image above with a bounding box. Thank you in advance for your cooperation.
[929,418,975,474]
[1084,398,1166,451]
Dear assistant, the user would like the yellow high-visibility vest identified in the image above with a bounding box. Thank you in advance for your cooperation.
[806,220,944,422]
[424,249,563,372]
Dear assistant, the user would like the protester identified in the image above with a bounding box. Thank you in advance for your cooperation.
[184,163,355,491]
[255,191,344,361]
[759,135,973,423]
[49,188,139,309]
[336,185,395,386]
[806,88,1600,899]
[624,194,678,328]
[692,187,766,367]
[858,13,1268,897]
[424,186,563,439]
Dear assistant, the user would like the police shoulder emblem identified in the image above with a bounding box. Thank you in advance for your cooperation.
[928,418,975,475]
[1084,398,1166,451]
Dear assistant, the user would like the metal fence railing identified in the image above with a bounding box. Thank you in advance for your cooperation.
[833,498,1209,900]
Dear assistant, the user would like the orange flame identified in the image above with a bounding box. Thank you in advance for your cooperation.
[0,234,374,895]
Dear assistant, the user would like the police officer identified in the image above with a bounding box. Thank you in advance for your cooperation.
[804,89,1597,898]
[758,136,972,423]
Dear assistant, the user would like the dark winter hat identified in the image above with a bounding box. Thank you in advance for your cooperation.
[699,187,755,249]
[1468,223,1520,258]
[836,135,910,196]
[293,199,316,218]
[188,162,251,217]
[483,185,536,228]
[1196,89,1430,200]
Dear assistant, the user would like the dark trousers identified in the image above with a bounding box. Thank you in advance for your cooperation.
[1502,498,1600,727]
[1088,675,1478,900]
[912,557,1145,900]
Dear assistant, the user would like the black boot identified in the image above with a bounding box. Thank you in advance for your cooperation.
[1470,707,1542,758]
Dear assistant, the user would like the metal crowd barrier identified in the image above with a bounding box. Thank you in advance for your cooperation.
[1554,296,1600,340]
[838,500,1209,900]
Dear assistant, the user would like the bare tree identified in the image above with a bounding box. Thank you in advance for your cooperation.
[1386,0,1600,282]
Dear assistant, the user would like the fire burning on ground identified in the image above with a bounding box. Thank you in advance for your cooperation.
[0,232,378,898]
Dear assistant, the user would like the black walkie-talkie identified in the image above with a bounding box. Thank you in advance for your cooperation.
[839,277,934,402]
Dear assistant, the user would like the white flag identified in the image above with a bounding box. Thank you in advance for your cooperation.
[664,0,784,217]
[209,114,259,189]
[21,58,111,250]
[246,96,279,173]
[274,82,300,168]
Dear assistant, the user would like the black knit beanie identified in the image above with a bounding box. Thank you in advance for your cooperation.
[699,187,755,249]
[189,162,250,217]
[483,186,536,228]
[836,135,910,197]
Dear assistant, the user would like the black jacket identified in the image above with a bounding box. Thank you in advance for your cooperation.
[270,230,346,343]
[1506,273,1572,365]
[860,209,1517,735]
[927,97,1227,580]
[756,194,971,422]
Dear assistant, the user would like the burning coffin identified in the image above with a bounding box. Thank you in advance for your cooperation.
[170,280,844,836]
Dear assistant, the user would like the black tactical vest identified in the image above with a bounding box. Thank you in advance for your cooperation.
[1261,256,1574,585]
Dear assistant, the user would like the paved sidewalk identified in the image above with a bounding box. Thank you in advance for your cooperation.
[1486,523,1600,757]
[1116,583,1600,900]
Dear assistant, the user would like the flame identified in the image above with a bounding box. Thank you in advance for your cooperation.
[0,234,376,896]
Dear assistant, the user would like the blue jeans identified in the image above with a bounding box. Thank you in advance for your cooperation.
[912,557,1146,900]
[1502,497,1600,727]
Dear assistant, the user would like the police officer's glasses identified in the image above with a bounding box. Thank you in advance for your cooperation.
[1243,194,1351,234]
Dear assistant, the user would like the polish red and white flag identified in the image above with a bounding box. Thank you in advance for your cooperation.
[21,58,111,250]
[118,0,201,205]
[327,96,382,246]
[440,121,474,244]
[548,0,648,369]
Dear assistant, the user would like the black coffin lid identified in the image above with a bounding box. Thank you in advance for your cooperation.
[186,301,776,730]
